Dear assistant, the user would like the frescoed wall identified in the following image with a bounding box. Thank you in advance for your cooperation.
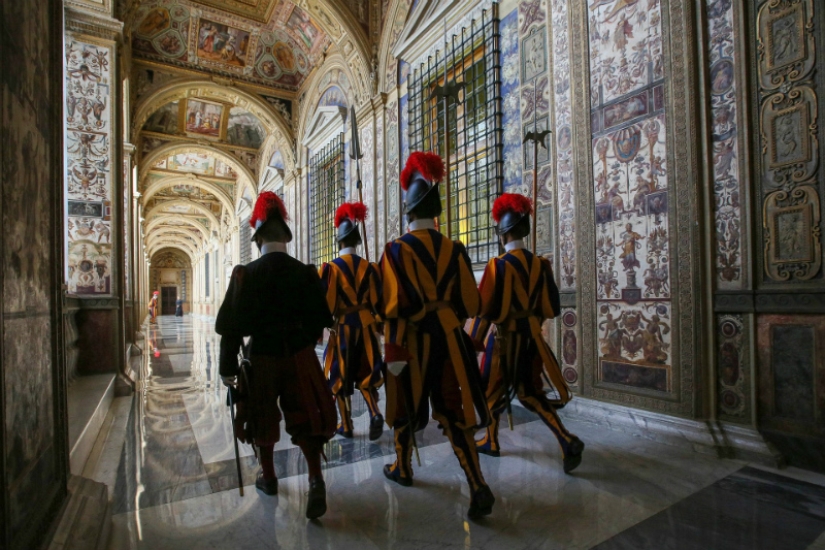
[65,37,115,295]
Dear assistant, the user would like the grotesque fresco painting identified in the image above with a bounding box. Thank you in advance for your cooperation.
[706,0,743,288]
[185,98,224,137]
[588,0,673,392]
[143,100,180,134]
[287,6,321,49]
[65,38,114,295]
[227,107,265,148]
[197,19,250,67]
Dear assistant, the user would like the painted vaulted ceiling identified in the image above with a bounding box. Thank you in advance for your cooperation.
[131,0,331,91]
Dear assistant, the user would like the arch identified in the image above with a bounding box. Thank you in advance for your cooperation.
[140,142,257,198]
[143,199,221,231]
[142,174,235,216]
[302,0,372,99]
[132,80,295,172]
[298,55,358,141]
[144,215,211,241]
[147,238,199,259]
[146,229,200,248]
[147,244,195,264]
[377,0,415,94]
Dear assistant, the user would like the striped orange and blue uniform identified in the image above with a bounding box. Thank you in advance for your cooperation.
[380,228,489,490]
[468,247,577,457]
[319,254,384,432]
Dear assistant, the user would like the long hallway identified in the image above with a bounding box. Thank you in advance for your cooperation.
[82,317,825,550]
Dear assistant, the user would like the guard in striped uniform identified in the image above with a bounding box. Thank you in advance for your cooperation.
[320,202,385,441]
[468,193,585,473]
[380,151,495,519]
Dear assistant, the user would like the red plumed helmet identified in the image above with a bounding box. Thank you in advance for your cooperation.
[249,191,292,242]
[250,191,289,230]
[492,193,533,223]
[400,151,444,191]
[492,193,533,235]
[334,202,368,228]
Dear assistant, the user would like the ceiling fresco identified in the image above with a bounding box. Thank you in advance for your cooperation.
[131,0,330,91]
[153,152,238,179]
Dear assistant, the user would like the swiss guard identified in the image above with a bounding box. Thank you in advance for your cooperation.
[215,191,337,519]
[379,151,495,519]
[319,201,385,440]
[468,193,585,473]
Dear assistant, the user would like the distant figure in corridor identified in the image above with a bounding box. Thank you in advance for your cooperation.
[148,290,159,324]
[175,296,184,317]
[319,201,385,441]
[216,192,336,519]
[468,193,585,473]
[379,152,495,519]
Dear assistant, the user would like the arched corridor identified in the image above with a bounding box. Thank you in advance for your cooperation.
[2,0,825,548]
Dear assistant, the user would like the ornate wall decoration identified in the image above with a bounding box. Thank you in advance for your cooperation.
[500,10,522,192]
[757,0,822,284]
[588,0,675,395]
[131,0,331,92]
[763,186,822,280]
[65,37,115,295]
[707,0,745,288]
[376,114,385,248]
[560,308,579,386]
[386,98,400,241]
[717,314,750,420]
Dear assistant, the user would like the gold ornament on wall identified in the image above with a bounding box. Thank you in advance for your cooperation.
[757,0,815,91]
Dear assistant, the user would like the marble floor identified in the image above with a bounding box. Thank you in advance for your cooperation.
[85,316,825,550]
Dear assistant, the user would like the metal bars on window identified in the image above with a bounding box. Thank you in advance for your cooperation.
[408,4,503,265]
[239,218,252,264]
[309,134,345,267]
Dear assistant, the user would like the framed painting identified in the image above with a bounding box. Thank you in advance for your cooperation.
[184,98,225,138]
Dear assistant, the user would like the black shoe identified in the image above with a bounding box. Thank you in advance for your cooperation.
[563,438,585,474]
[468,485,495,519]
[335,425,354,439]
[476,438,501,457]
[306,476,327,519]
[383,464,413,487]
[255,472,278,496]
[369,414,384,441]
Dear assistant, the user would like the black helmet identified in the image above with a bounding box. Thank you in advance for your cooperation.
[492,193,533,236]
[401,152,444,214]
[334,202,367,243]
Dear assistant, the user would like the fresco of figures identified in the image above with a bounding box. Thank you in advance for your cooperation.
[588,0,673,392]
[65,38,113,295]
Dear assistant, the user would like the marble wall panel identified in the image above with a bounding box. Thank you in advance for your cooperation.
[588,0,673,394]
[65,37,115,295]
[2,0,66,546]
[757,314,825,437]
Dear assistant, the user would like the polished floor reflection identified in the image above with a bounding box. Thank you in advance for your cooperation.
[98,316,825,550]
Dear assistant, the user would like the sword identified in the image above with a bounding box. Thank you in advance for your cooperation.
[349,106,370,262]
[227,378,244,497]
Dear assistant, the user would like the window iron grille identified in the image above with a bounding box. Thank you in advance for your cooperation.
[408,4,503,265]
[309,134,346,267]
[239,218,252,264]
